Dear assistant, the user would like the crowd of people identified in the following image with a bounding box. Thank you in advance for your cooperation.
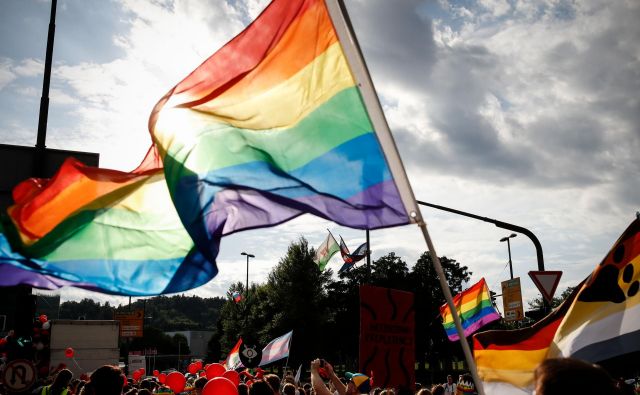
[11,357,638,395]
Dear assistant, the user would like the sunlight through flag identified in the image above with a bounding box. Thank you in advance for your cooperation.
[0,0,420,295]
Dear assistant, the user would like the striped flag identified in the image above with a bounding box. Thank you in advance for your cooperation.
[473,217,640,394]
[440,278,501,341]
[0,0,421,295]
[259,330,293,366]
[225,338,243,370]
[314,231,340,271]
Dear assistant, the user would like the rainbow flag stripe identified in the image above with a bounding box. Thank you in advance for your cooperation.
[440,278,501,341]
[0,0,415,295]
[149,0,412,263]
[0,154,209,295]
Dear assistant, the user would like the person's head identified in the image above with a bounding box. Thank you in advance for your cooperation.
[85,365,125,395]
[431,384,444,395]
[52,369,73,389]
[264,374,281,394]
[194,376,208,391]
[345,373,371,394]
[282,383,296,395]
[446,375,453,384]
[416,389,432,395]
[249,379,275,395]
[534,358,620,395]
[238,383,249,395]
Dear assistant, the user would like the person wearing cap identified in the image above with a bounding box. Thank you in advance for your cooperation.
[310,359,371,395]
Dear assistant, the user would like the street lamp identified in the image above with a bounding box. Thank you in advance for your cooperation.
[241,252,255,295]
[500,233,517,279]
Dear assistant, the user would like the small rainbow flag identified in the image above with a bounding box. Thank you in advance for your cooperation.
[440,278,501,341]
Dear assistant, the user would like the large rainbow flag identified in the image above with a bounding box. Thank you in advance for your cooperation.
[0,0,420,295]
[473,217,640,394]
[440,278,501,341]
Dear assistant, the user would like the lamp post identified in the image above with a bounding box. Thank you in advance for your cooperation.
[241,252,255,295]
[500,233,517,279]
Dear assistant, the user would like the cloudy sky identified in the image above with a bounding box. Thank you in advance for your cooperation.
[1,0,638,311]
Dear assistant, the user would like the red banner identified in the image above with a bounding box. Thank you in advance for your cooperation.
[359,285,415,391]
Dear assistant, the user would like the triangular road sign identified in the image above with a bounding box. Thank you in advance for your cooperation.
[528,271,562,303]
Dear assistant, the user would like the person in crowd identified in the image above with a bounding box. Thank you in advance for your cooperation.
[443,375,456,395]
[416,389,432,395]
[282,383,297,395]
[431,384,444,395]
[80,365,125,395]
[249,379,276,395]
[302,383,312,395]
[534,357,621,395]
[310,358,371,395]
[40,369,73,395]
[238,383,249,395]
[191,376,207,395]
[265,374,282,395]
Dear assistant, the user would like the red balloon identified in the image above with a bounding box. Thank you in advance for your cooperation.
[139,368,146,377]
[199,371,206,377]
[153,369,160,377]
[132,370,142,381]
[64,347,74,358]
[202,377,238,395]
[0,338,7,347]
[165,371,186,393]
[39,314,48,323]
[194,360,203,370]
[222,370,240,387]
[205,363,226,380]
[158,373,166,384]
[188,363,198,375]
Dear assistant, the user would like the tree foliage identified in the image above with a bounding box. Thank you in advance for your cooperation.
[59,239,477,377]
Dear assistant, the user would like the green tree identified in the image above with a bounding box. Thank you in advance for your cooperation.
[409,253,471,383]
[528,286,576,310]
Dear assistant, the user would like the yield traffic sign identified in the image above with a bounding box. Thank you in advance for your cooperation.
[528,271,562,303]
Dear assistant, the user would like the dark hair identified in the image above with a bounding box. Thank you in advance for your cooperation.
[534,358,620,395]
[264,374,281,392]
[238,383,249,395]
[431,384,445,395]
[51,369,73,395]
[194,377,208,389]
[282,383,296,395]
[249,379,275,395]
[87,365,125,395]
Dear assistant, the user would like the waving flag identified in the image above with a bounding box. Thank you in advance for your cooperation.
[259,330,293,366]
[473,217,640,394]
[440,278,501,341]
[0,0,420,295]
[338,239,368,273]
[314,231,340,271]
[148,0,419,270]
[0,154,206,295]
[225,338,243,370]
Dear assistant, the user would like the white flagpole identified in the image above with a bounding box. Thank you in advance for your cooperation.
[281,331,293,385]
[324,1,485,394]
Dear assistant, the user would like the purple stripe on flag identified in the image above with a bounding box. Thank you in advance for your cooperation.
[447,311,501,341]
[0,263,87,289]
[205,180,408,238]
